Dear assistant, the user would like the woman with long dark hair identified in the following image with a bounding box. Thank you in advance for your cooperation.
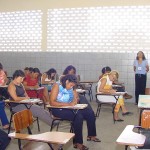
[62,65,93,109]
[50,74,100,150]
[23,68,50,104]
[134,51,149,104]
[41,68,57,91]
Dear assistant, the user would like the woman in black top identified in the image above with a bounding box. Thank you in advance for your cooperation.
[8,70,53,126]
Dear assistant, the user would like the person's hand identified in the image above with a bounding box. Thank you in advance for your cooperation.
[69,101,77,106]
[76,97,80,103]
[25,96,30,99]
[34,85,39,88]
[51,80,55,84]
[109,89,117,94]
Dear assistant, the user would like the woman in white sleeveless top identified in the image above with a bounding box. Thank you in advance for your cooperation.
[41,68,57,91]
[97,71,132,122]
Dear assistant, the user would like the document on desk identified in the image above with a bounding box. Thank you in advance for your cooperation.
[76,89,86,93]
[112,85,122,87]
[29,87,44,90]
[138,95,150,108]
[21,99,42,103]
[64,104,88,109]
[0,85,8,88]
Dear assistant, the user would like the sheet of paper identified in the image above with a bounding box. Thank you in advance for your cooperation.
[21,99,41,103]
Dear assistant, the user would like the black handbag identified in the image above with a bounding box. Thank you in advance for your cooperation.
[137,130,150,149]
[113,86,125,92]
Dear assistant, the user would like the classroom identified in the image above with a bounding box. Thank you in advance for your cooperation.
[0,0,150,150]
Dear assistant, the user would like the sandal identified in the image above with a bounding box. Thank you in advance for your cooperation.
[114,119,124,122]
[74,144,77,149]
[74,144,89,150]
[87,137,101,142]
[122,112,133,116]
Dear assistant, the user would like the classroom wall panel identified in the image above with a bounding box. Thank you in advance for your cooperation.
[1,51,150,103]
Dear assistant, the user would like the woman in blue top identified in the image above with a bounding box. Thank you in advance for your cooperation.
[50,74,100,150]
[134,51,149,104]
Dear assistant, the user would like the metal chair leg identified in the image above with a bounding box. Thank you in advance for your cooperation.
[112,104,115,124]
[70,122,74,133]
[50,120,56,131]
[88,90,92,102]
[56,122,60,131]
[27,126,32,134]
[58,145,63,150]
[125,145,128,150]
[18,139,22,150]
[95,103,101,117]
[8,112,13,134]
[36,117,40,132]
[90,89,93,100]
[48,143,54,150]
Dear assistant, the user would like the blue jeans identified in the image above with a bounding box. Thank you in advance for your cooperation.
[0,101,9,126]
[41,84,52,92]
[52,107,96,144]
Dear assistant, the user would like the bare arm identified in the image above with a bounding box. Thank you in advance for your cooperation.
[146,65,149,72]
[73,90,79,104]
[134,66,136,72]
[8,83,29,102]
[22,83,29,97]
[1,73,8,86]
[41,73,53,84]
[50,84,77,106]
[99,74,103,80]
[98,78,116,94]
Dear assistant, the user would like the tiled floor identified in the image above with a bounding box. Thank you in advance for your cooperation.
[3,99,139,150]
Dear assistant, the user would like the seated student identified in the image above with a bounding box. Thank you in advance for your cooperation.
[28,67,34,75]
[63,65,76,77]
[99,66,132,99]
[24,67,29,76]
[0,129,11,150]
[99,66,111,80]
[0,63,9,99]
[97,70,132,122]
[59,65,77,81]
[0,100,9,130]
[62,65,93,110]
[24,67,33,79]
[41,68,57,91]
[23,68,49,104]
[0,63,8,86]
[8,70,54,126]
[50,74,100,150]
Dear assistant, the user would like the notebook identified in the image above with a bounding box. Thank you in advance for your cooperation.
[21,99,42,103]
[29,87,44,90]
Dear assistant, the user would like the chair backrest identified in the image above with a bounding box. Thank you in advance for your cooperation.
[13,109,33,133]
[145,88,150,95]
[141,110,150,129]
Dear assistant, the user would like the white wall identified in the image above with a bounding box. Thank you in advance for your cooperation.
[1,51,150,102]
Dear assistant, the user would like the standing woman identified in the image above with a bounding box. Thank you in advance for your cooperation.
[134,51,149,104]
